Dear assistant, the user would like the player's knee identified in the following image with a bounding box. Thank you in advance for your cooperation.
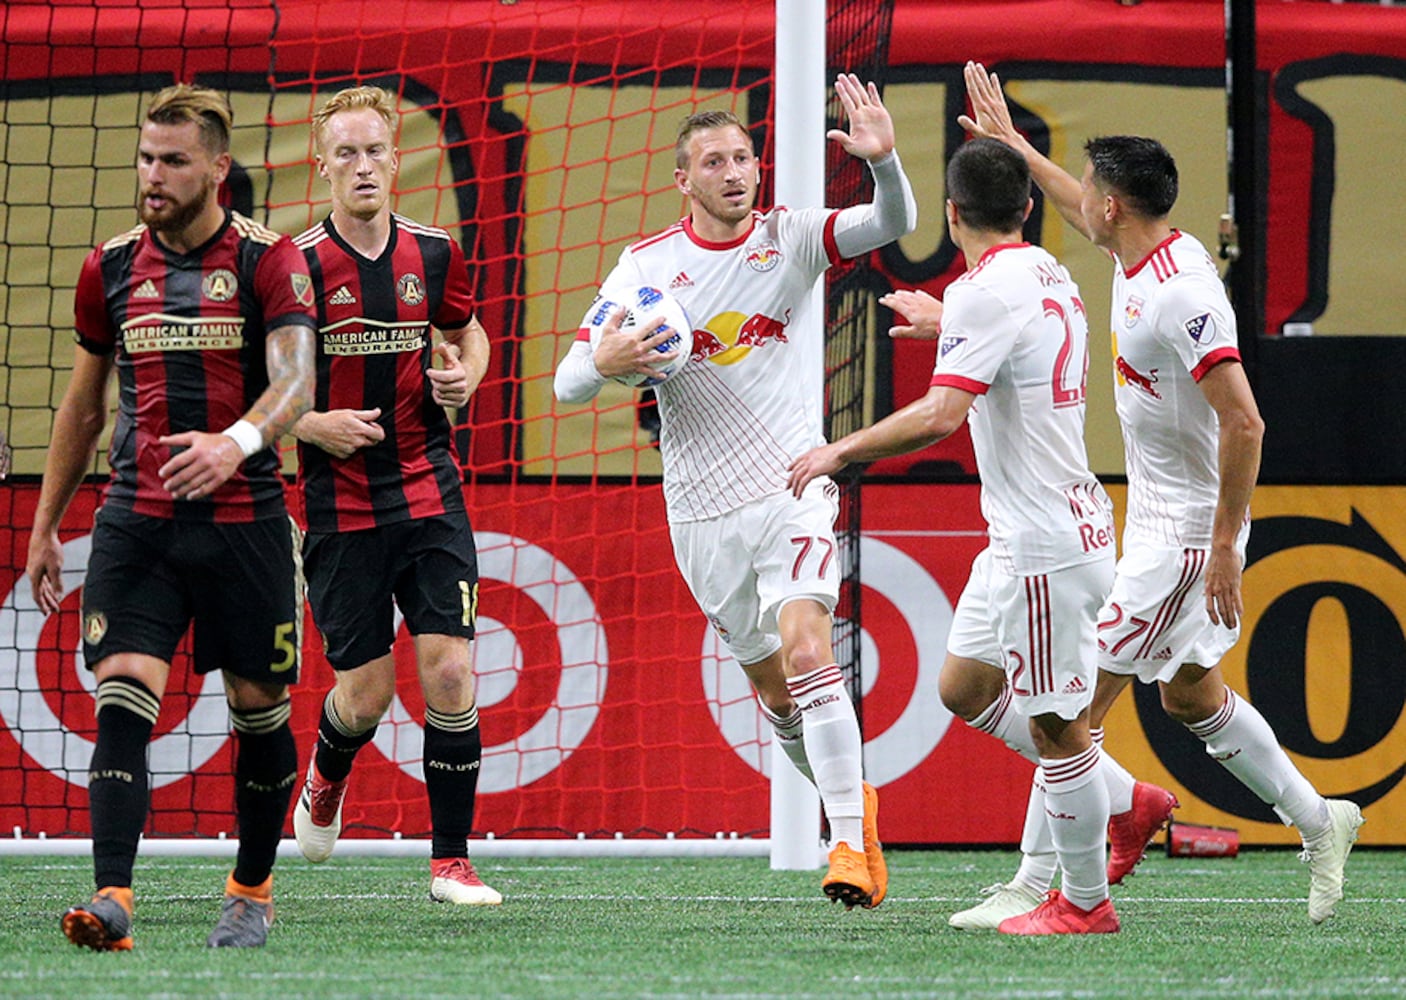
[419,661,475,713]
[938,663,1003,722]
[1160,685,1216,725]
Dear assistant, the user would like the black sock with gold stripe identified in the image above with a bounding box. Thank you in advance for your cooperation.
[89,677,160,890]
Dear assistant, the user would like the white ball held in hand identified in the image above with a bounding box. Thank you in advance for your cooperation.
[583,285,693,387]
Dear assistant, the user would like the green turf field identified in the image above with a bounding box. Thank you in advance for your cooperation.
[2,848,1403,999]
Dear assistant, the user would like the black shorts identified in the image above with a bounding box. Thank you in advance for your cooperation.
[303,513,479,671]
[81,506,303,683]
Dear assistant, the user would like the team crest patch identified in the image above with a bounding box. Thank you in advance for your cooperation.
[290,273,314,307]
[939,334,967,359]
[1184,312,1211,342]
[744,241,782,273]
[397,273,426,305]
[202,268,238,303]
[83,611,108,646]
[1124,295,1145,328]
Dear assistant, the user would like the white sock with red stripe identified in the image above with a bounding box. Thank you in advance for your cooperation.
[1186,689,1329,837]
[757,700,814,783]
[968,684,1038,763]
[1041,744,1110,912]
[1015,772,1058,895]
[1091,727,1136,814]
[787,664,863,851]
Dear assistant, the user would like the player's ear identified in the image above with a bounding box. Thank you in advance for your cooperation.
[315,155,329,182]
[1022,197,1034,223]
[390,148,400,178]
[674,168,690,196]
[211,151,232,187]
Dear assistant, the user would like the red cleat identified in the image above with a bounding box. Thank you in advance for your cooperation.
[1108,781,1178,885]
[998,890,1120,936]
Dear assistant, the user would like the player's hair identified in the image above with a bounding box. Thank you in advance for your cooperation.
[945,137,1031,233]
[312,85,397,151]
[1084,135,1179,219]
[145,84,232,155]
[675,110,751,169]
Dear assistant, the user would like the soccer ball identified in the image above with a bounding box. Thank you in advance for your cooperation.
[581,284,693,387]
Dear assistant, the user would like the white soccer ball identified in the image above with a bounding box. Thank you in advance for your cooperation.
[582,284,693,387]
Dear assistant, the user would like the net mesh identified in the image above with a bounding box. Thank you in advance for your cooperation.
[0,0,884,844]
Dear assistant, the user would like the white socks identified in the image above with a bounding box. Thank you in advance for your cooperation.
[1041,744,1110,912]
[787,664,864,850]
[1186,689,1329,838]
[757,700,814,783]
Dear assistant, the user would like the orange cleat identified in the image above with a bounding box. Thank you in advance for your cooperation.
[62,886,134,952]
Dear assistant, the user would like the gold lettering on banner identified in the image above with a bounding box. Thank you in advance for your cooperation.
[120,313,246,352]
[321,317,428,356]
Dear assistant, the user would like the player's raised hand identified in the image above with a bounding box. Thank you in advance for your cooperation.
[590,309,678,381]
[428,342,469,408]
[827,73,895,162]
[957,61,1020,146]
[880,289,944,340]
[296,407,385,460]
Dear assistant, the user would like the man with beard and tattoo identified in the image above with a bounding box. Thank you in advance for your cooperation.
[26,84,316,950]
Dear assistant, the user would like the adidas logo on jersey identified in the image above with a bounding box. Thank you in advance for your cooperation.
[668,271,693,290]
[1061,676,1088,696]
[131,278,160,299]
[1151,646,1174,661]
[328,285,357,305]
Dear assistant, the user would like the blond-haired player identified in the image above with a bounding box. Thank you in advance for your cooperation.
[555,75,916,907]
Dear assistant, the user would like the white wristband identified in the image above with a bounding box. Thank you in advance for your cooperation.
[221,419,264,459]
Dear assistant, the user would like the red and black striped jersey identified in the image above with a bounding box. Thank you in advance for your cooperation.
[292,213,475,533]
[73,210,317,522]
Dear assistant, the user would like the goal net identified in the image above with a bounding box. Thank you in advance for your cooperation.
[0,0,890,855]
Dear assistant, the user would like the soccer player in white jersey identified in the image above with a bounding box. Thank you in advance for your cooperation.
[792,137,1122,935]
[554,74,916,908]
[957,60,1363,923]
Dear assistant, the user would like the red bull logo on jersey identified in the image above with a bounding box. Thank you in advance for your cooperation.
[744,240,783,273]
[1124,294,1145,328]
[1115,355,1161,399]
[690,310,790,365]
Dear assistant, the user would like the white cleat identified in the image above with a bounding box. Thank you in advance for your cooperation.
[430,857,503,906]
[948,881,1045,931]
[292,758,347,864]
[1301,798,1364,924]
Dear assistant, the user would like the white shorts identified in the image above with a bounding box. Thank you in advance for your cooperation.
[947,547,1115,721]
[670,482,840,666]
[1097,538,1243,683]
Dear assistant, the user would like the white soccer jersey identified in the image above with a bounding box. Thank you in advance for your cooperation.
[1110,231,1242,548]
[933,243,1114,576]
[591,208,838,521]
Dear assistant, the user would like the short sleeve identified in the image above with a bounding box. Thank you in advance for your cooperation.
[1154,273,1240,381]
[252,235,318,332]
[73,247,116,355]
[930,282,1017,394]
[433,236,475,331]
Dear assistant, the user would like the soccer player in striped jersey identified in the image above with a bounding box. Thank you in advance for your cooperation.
[26,84,317,949]
[555,74,916,908]
[288,86,499,906]
[958,60,1363,923]
[791,138,1123,935]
